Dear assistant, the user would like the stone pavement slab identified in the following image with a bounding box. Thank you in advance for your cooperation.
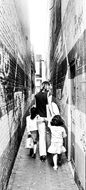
[7,130,79,190]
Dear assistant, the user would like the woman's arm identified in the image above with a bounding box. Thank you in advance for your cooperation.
[47,94,55,118]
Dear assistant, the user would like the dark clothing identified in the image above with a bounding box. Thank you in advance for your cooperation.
[35,91,48,117]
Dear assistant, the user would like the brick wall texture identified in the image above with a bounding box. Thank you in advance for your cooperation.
[49,0,86,189]
[0,0,31,189]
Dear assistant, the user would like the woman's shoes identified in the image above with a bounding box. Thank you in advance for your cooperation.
[40,156,46,162]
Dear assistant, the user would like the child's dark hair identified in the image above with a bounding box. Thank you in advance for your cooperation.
[30,107,37,119]
[51,115,64,126]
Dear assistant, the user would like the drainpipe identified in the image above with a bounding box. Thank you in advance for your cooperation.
[67,67,72,161]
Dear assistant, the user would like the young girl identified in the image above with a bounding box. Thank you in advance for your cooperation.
[47,115,67,170]
[26,106,38,159]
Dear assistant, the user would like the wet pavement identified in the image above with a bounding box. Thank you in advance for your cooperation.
[7,130,79,190]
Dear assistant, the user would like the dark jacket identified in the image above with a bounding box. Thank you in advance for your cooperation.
[35,91,48,117]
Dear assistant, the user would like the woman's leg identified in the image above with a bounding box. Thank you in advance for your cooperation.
[53,154,58,170]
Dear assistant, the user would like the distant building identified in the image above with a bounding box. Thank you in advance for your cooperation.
[35,54,47,93]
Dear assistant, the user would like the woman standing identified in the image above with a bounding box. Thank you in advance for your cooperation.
[35,81,50,161]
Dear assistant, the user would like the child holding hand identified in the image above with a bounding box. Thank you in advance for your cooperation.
[47,115,67,170]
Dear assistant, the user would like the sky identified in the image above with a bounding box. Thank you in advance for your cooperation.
[28,0,49,58]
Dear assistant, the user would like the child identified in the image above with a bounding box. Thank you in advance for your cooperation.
[47,115,67,170]
[26,106,38,159]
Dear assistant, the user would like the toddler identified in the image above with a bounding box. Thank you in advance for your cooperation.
[26,106,38,159]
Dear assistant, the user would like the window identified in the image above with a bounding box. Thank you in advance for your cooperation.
[35,61,42,77]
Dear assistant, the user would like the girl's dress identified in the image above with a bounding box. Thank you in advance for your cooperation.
[48,125,67,154]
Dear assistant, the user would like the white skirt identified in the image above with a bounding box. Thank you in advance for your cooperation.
[48,142,66,154]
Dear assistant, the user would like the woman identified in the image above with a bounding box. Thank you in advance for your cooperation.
[35,81,50,161]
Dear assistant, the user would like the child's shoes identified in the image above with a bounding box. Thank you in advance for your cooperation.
[32,154,36,159]
[53,166,58,170]
[58,160,62,166]
[29,148,33,156]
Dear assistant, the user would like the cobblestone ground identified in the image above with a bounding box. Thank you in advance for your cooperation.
[7,131,79,190]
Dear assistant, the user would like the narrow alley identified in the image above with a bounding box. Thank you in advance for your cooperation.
[0,0,86,190]
[7,130,78,190]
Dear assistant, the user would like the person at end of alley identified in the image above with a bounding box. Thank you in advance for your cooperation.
[47,115,67,170]
[35,81,52,162]
[26,106,38,159]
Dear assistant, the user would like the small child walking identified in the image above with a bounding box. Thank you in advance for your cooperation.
[26,106,38,159]
[47,115,67,170]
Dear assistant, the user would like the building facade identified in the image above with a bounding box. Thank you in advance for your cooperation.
[35,54,47,93]
[49,0,86,190]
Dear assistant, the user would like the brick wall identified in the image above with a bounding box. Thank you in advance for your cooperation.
[49,0,86,189]
[0,0,31,189]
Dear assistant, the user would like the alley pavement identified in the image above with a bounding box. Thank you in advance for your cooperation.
[7,130,79,190]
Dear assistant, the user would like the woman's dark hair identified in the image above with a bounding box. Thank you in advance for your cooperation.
[30,107,37,119]
[51,115,64,126]
[40,81,50,92]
